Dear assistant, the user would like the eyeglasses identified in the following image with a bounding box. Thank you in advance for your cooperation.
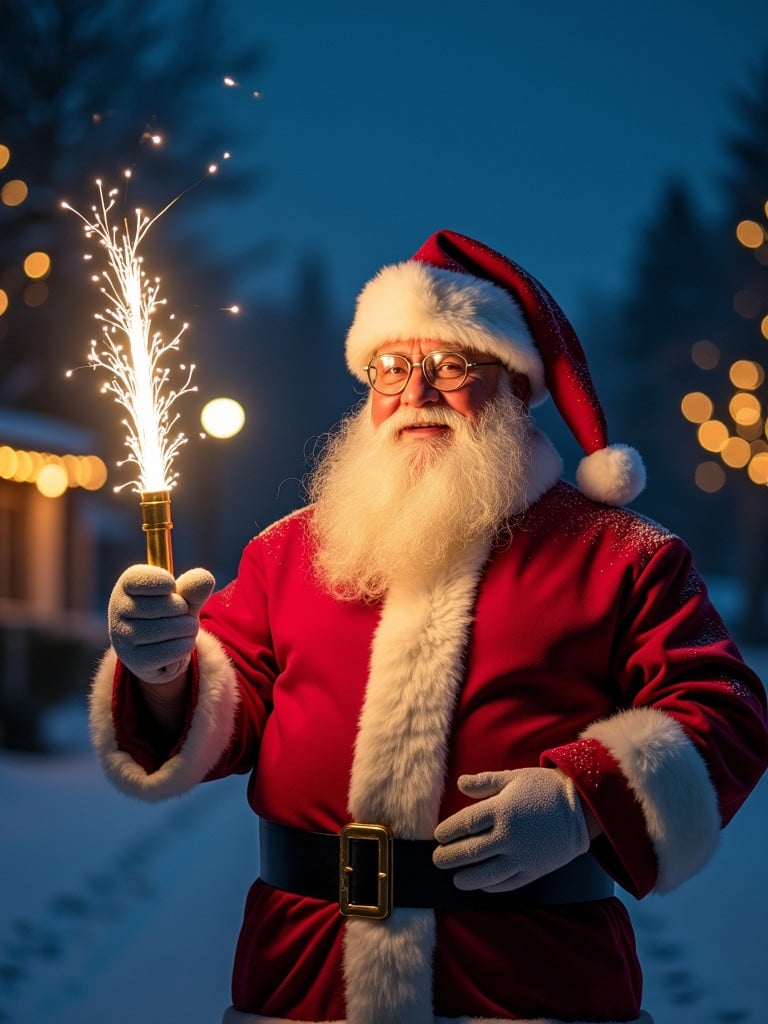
[363,351,501,395]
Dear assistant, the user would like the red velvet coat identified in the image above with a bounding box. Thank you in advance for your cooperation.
[90,481,768,1024]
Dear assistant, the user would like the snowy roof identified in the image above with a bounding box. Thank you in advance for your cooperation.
[0,407,98,454]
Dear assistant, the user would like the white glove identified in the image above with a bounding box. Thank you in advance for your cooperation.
[433,768,590,892]
[108,564,215,685]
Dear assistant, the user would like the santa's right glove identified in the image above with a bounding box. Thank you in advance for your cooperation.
[108,564,215,685]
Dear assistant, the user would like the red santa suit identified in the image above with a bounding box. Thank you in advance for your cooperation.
[89,231,768,1024]
[89,433,768,1024]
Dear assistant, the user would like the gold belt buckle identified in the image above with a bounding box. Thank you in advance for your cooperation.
[339,822,393,920]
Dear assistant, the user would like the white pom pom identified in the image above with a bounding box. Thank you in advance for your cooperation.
[575,444,646,506]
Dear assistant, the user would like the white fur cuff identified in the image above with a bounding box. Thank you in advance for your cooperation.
[583,706,720,890]
[89,628,239,801]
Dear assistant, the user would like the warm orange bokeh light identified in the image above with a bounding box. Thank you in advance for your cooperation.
[0,448,107,491]
[0,144,10,170]
[729,359,764,390]
[721,436,752,469]
[729,392,761,427]
[36,463,69,498]
[23,251,51,280]
[736,219,765,249]
[748,452,768,485]
[1,179,28,206]
[698,420,729,453]
[81,455,108,491]
[0,446,19,479]
[681,392,714,424]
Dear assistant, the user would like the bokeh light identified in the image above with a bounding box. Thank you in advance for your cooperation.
[737,419,764,440]
[691,339,720,369]
[0,448,107,492]
[736,219,765,248]
[201,397,246,439]
[695,462,726,493]
[686,206,768,489]
[681,392,713,423]
[0,144,10,170]
[23,251,51,279]
[748,452,768,485]
[733,290,761,319]
[1,179,28,206]
[697,420,729,453]
[0,446,19,479]
[729,360,764,390]
[36,463,69,498]
[23,282,48,307]
[729,392,761,426]
[721,436,752,469]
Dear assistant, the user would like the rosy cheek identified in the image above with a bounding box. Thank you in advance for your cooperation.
[370,394,398,427]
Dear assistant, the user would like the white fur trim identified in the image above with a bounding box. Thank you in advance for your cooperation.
[524,431,563,510]
[575,444,646,506]
[346,262,547,402]
[582,707,720,891]
[348,543,489,837]
[89,629,239,801]
[344,911,435,1024]
[343,542,489,1022]
[221,1008,655,1023]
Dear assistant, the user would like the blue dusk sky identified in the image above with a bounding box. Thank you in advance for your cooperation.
[204,0,768,331]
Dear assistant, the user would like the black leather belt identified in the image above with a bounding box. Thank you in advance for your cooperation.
[259,818,614,920]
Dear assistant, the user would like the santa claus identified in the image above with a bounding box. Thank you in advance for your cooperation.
[91,229,768,1024]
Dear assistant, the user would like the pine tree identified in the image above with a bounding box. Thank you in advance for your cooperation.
[711,54,768,637]
[0,0,262,422]
[610,178,729,566]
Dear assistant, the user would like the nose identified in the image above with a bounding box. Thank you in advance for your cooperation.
[401,362,439,407]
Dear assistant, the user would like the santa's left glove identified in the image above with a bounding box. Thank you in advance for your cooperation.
[108,564,215,685]
[432,767,590,892]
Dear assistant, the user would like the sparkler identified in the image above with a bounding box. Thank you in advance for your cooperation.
[63,172,221,574]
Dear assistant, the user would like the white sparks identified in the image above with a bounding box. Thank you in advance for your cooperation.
[62,183,196,494]
[222,75,261,99]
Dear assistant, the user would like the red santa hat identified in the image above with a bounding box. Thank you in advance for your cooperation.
[345,228,645,506]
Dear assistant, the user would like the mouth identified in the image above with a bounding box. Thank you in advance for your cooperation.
[399,422,451,438]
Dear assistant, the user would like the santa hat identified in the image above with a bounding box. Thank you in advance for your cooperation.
[345,228,645,506]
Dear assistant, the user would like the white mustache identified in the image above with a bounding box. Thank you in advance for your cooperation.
[376,406,468,441]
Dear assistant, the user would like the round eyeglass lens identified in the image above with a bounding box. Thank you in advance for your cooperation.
[368,354,410,393]
[423,352,469,389]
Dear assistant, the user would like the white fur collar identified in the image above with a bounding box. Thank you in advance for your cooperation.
[519,429,563,512]
[344,541,490,1024]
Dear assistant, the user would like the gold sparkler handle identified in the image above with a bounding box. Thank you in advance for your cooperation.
[140,490,174,575]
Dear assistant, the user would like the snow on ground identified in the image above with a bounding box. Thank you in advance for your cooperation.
[1,649,767,1024]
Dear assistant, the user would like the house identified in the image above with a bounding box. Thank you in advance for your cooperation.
[0,407,131,749]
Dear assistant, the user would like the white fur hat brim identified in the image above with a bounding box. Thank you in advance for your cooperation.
[345,261,547,402]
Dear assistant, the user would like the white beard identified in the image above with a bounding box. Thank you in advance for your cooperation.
[307,378,533,602]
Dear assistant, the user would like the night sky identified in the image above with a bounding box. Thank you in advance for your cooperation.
[205,0,768,330]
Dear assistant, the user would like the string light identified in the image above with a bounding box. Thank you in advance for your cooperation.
[684,201,768,489]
